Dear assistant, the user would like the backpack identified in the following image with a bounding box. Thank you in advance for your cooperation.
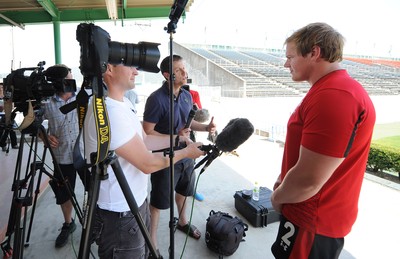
[205,210,248,258]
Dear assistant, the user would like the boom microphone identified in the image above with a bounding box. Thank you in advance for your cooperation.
[169,0,189,24]
[195,118,254,173]
[215,118,254,152]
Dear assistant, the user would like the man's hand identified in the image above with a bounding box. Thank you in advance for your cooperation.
[178,127,191,138]
[273,176,282,191]
[183,141,205,159]
[271,190,283,214]
[178,135,193,146]
[47,134,59,148]
[206,116,217,133]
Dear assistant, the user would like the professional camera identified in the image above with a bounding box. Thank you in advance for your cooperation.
[76,23,160,95]
[2,61,76,112]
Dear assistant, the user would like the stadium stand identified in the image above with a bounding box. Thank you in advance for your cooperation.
[183,44,400,97]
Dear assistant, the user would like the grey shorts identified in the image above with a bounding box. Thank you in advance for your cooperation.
[93,200,150,259]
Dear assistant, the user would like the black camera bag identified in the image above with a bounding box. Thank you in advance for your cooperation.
[205,210,248,257]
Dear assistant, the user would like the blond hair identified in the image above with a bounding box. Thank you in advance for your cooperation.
[285,22,345,63]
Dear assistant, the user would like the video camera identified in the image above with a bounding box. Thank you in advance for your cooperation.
[2,61,76,112]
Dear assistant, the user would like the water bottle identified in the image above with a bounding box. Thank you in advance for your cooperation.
[252,181,260,201]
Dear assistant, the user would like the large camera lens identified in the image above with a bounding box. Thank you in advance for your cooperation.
[108,41,160,73]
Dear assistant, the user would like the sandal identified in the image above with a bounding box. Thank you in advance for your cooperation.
[177,223,201,240]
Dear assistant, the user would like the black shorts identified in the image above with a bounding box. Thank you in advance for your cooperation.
[271,216,344,259]
[150,158,195,209]
[51,163,91,205]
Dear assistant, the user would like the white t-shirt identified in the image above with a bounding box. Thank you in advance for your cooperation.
[124,89,139,112]
[84,96,147,212]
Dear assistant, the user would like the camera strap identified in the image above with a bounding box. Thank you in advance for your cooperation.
[3,98,14,126]
[17,100,35,130]
[73,88,110,169]
[91,95,110,164]
[73,88,89,169]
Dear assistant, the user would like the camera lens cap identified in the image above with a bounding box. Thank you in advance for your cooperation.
[242,189,252,199]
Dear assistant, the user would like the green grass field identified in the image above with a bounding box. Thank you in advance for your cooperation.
[372,122,400,149]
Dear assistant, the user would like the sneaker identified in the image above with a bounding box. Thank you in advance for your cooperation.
[55,219,76,248]
[12,145,19,149]
[1,146,6,152]
[194,192,204,201]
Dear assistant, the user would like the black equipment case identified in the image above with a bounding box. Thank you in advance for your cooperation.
[234,187,280,227]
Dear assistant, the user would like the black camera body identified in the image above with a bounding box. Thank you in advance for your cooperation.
[76,23,160,96]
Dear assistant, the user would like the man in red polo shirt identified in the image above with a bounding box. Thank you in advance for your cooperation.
[271,22,376,259]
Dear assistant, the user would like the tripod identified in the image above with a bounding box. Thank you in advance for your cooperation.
[78,151,162,259]
[1,121,83,259]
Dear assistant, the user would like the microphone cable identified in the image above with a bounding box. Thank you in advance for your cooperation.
[176,164,202,259]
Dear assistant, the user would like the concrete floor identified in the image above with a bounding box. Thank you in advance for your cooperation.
[1,132,400,259]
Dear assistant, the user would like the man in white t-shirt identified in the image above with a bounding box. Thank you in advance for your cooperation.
[84,64,204,259]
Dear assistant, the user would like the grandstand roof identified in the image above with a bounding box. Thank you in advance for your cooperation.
[0,0,194,65]
[0,0,194,28]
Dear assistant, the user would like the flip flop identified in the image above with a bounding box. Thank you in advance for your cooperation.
[194,192,205,201]
[177,223,201,240]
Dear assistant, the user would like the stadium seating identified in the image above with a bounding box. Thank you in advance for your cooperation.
[188,45,400,97]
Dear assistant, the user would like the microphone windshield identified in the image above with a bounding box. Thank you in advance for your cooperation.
[194,109,210,123]
[215,118,254,152]
[45,66,69,79]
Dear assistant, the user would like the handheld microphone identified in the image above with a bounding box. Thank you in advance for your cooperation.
[215,118,254,152]
[184,109,196,129]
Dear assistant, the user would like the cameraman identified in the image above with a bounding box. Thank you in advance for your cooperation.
[40,64,90,248]
[0,83,19,152]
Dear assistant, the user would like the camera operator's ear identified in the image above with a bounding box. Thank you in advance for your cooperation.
[105,64,112,73]
[161,71,169,81]
[103,64,113,78]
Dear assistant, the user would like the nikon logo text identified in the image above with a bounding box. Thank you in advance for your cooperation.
[96,98,105,125]
[96,98,109,144]
[79,106,85,128]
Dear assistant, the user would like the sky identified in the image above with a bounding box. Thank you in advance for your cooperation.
[0,0,399,76]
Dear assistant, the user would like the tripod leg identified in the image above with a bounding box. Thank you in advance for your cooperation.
[111,157,162,259]
[15,167,34,258]
[23,132,42,247]
[24,162,46,246]
[1,199,17,258]
[78,152,162,259]
[1,133,28,259]
[12,199,26,259]
[78,164,101,259]
[38,125,84,223]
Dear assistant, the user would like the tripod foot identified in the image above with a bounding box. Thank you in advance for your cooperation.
[148,249,163,259]
[1,243,13,259]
